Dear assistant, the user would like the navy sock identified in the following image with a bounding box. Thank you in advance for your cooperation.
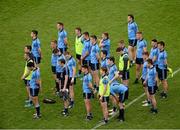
[36,106,40,116]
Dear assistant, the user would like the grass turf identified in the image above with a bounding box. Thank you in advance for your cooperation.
[0,0,180,129]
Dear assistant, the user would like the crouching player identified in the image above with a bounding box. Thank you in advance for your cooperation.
[27,62,42,119]
[110,81,128,122]
[59,59,69,116]
[82,65,96,120]
[143,59,158,114]
[99,67,110,124]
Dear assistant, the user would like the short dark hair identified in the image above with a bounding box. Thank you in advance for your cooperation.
[83,32,89,36]
[142,51,149,56]
[53,48,59,54]
[119,40,125,44]
[101,50,107,56]
[57,22,64,26]
[32,30,38,36]
[128,14,134,20]
[27,62,35,67]
[25,45,32,51]
[116,47,123,52]
[158,41,165,47]
[103,32,109,39]
[82,64,88,69]
[136,31,142,34]
[51,39,57,44]
[101,67,108,74]
[59,58,66,64]
[75,27,81,32]
[108,56,115,63]
[147,59,153,65]
[152,39,157,42]
[90,35,97,40]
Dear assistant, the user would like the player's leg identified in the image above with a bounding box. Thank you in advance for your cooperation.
[118,93,125,122]
[101,97,109,123]
[69,78,75,108]
[84,93,93,120]
[134,63,141,84]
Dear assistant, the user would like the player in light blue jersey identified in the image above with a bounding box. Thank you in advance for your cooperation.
[157,41,169,98]
[90,35,100,92]
[31,30,42,66]
[127,14,138,66]
[110,83,128,122]
[57,22,68,54]
[100,50,108,69]
[143,59,158,114]
[65,52,76,108]
[27,62,42,119]
[99,32,110,57]
[81,65,96,120]
[81,32,91,66]
[134,32,147,84]
[149,39,158,67]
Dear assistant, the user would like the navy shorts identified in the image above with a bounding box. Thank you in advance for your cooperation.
[83,93,92,99]
[90,63,99,71]
[121,71,130,80]
[136,58,144,65]
[67,77,76,87]
[24,79,30,86]
[59,47,67,54]
[51,66,56,74]
[119,90,129,103]
[82,60,90,66]
[30,88,39,97]
[128,39,137,47]
[158,68,167,80]
[148,86,157,95]
[76,54,81,60]
[34,57,41,64]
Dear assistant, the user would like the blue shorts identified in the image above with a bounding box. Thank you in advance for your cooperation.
[119,90,129,103]
[24,79,30,87]
[34,57,41,64]
[51,66,56,74]
[157,68,167,80]
[59,47,67,54]
[83,93,92,99]
[90,63,99,71]
[30,88,39,97]
[128,39,137,47]
[82,60,90,66]
[148,86,157,95]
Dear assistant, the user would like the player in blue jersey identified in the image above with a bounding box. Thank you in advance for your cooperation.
[149,39,158,67]
[143,59,158,114]
[157,41,169,98]
[134,32,147,84]
[110,83,128,122]
[58,59,69,116]
[81,32,91,66]
[99,32,110,57]
[81,65,96,120]
[31,30,42,66]
[118,40,128,54]
[100,50,108,69]
[50,40,59,91]
[107,57,119,115]
[141,52,151,107]
[57,22,68,54]
[27,62,42,119]
[127,14,138,66]
[65,52,76,108]
[90,35,100,92]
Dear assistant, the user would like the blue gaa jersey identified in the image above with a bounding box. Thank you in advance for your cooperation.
[149,47,159,65]
[82,39,91,61]
[136,39,147,58]
[157,50,167,69]
[90,43,100,64]
[51,53,58,67]
[101,39,110,57]
[32,38,41,57]
[147,67,157,87]
[108,64,118,85]
[30,68,40,89]
[110,83,128,95]
[142,61,148,80]
[101,57,108,68]
[67,56,76,78]
[58,29,67,49]
[128,21,138,40]
[83,73,92,93]
[56,54,66,73]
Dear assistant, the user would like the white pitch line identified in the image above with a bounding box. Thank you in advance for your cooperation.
[91,67,180,130]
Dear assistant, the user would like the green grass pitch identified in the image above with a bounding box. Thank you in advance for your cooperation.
[0,0,180,129]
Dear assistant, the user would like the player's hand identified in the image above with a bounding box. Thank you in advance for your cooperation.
[143,81,146,86]
[21,76,24,80]
[71,78,74,84]
[99,96,103,101]
[62,88,66,92]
